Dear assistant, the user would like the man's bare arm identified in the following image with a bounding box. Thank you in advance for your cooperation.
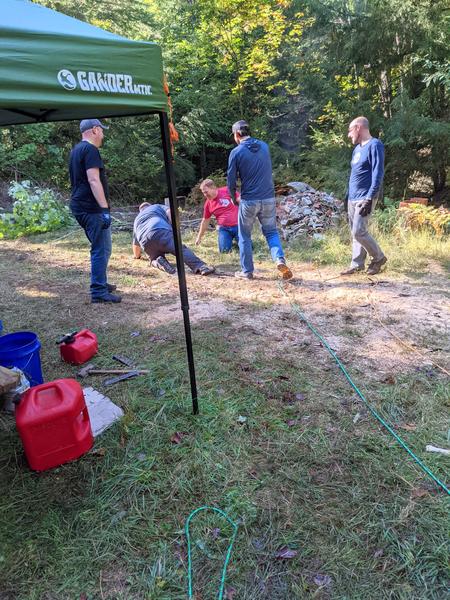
[195,218,211,245]
[86,167,108,208]
[132,243,142,259]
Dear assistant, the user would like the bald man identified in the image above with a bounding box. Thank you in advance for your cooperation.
[342,116,387,276]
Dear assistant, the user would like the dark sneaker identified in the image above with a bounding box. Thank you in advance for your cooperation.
[340,266,364,275]
[151,256,176,275]
[366,256,387,275]
[107,283,117,292]
[235,271,254,279]
[277,261,293,280]
[197,265,215,276]
[92,293,122,304]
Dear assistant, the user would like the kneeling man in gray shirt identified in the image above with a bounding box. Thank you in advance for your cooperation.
[132,203,214,276]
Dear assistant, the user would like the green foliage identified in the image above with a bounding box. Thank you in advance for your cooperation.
[371,205,399,234]
[1,0,448,205]
[0,181,72,239]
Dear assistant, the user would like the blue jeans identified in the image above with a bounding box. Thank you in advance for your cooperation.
[143,229,205,272]
[75,213,112,299]
[238,199,284,273]
[218,225,238,253]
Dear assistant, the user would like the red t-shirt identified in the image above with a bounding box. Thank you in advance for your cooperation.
[203,187,238,227]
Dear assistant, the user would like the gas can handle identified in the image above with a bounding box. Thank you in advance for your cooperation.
[56,331,79,345]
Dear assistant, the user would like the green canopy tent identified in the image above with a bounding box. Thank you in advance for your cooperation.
[0,0,199,413]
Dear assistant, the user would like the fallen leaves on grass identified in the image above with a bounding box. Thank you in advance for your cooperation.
[174,541,187,565]
[398,423,417,431]
[274,546,297,559]
[282,390,306,405]
[149,334,173,343]
[90,447,106,457]
[224,587,237,599]
[170,431,188,444]
[313,573,332,587]
[411,487,430,499]
[276,374,290,381]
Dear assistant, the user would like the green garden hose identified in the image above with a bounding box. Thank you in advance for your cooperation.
[278,282,449,496]
[185,506,238,599]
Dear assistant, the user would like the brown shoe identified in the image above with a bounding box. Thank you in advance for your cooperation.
[277,261,293,280]
[340,266,363,275]
[366,256,387,275]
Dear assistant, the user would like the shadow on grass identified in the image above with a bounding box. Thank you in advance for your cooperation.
[0,231,449,599]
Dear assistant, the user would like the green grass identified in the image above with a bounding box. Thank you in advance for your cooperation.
[0,225,449,599]
[288,217,450,276]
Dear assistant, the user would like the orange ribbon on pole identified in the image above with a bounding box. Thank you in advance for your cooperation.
[163,75,179,158]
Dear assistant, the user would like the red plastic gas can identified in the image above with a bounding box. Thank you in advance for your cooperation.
[59,329,98,365]
[15,378,94,471]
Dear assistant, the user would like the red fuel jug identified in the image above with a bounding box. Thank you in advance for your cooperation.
[59,329,98,365]
[15,378,94,471]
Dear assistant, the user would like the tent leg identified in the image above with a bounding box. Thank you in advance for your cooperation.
[159,112,199,414]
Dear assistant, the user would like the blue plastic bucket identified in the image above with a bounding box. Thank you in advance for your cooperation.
[0,331,44,387]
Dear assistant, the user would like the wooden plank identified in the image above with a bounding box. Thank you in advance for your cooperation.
[0,366,20,395]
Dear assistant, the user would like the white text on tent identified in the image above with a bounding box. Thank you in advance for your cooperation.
[77,71,152,96]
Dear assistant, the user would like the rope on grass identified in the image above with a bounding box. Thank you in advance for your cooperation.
[277,281,450,496]
[47,227,80,245]
[185,506,238,599]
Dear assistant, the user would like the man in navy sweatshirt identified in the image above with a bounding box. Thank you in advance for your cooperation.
[227,120,293,280]
[342,116,387,276]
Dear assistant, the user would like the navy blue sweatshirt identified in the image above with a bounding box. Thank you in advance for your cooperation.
[227,137,275,201]
[348,138,384,201]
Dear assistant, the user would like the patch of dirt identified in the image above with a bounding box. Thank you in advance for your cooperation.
[0,236,448,382]
[149,298,230,325]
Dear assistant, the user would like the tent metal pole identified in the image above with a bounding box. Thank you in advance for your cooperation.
[159,111,199,414]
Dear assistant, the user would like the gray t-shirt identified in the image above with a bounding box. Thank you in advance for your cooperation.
[133,204,172,246]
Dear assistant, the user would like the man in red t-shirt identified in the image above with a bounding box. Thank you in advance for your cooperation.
[195,179,239,252]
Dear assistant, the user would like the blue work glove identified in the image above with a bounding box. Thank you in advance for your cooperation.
[101,208,111,229]
[359,198,373,217]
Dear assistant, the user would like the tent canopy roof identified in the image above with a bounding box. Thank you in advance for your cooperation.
[0,0,168,125]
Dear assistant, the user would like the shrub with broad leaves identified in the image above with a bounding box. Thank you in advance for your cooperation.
[0,181,73,239]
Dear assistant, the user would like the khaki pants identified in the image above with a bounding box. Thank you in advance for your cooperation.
[348,199,384,268]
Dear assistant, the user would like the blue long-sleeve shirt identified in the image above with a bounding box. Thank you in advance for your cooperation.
[227,137,275,201]
[348,138,384,201]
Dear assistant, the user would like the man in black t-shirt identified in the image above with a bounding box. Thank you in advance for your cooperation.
[69,119,121,303]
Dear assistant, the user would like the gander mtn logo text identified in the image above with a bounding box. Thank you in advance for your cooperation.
[57,69,152,96]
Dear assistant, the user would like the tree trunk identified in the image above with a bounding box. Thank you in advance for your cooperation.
[378,70,392,118]
[432,165,446,194]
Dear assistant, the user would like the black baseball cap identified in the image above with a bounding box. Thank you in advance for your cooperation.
[231,120,249,135]
[80,119,109,133]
